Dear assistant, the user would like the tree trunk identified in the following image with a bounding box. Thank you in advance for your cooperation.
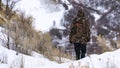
[7,35,10,49]
[7,23,10,49]
[15,41,19,55]
[5,0,9,18]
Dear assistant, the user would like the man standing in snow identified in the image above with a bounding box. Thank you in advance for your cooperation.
[69,8,91,60]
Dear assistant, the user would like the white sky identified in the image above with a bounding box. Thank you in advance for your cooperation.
[16,0,65,32]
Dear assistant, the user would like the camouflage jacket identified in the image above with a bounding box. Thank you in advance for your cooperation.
[69,17,91,44]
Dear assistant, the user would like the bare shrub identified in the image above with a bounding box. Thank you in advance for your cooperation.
[97,35,113,52]
[3,12,38,55]
[36,32,59,60]
[1,12,69,61]
[35,32,71,62]
[116,38,120,48]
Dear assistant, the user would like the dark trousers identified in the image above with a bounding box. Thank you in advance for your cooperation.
[74,43,86,60]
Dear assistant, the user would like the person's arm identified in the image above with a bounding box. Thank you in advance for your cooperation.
[69,23,74,43]
[85,19,91,42]
[69,18,77,43]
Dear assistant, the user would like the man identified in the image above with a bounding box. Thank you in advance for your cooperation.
[69,9,91,60]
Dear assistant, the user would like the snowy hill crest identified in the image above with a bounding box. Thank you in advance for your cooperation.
[0,45,120,68]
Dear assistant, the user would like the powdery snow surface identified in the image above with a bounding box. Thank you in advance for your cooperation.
[0,44,120,68]
[0,46,59,68]
[15,0,65,32]
[51,50,120,68]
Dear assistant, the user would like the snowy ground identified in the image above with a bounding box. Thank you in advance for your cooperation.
[0,44,120,68]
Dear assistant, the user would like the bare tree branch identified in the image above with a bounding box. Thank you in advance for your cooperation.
[57,0,68,10]
[105,24,120,33]
[99,5,118,21]
[5,0,20,19]
[4,0,20,49]
[68,0,101,14]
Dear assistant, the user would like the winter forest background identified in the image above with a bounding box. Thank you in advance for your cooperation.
[49,0,120,56]
[0,0,120,68]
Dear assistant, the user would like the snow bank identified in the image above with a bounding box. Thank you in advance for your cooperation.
[0,45,59,68]
[1,44,120,68]
[57,49,120,68]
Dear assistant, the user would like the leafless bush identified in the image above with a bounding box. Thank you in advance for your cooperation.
[97,35,113,52]
[2,12,37,55]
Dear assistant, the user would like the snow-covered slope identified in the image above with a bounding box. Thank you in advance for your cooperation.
[15,0,65,32]
[0,46,59,68]
[0,27,120,68]
[43,49,120,68]
[0,44,120,68]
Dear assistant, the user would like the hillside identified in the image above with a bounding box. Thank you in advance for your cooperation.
[15,0,65,32]
[0,0,120,68]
